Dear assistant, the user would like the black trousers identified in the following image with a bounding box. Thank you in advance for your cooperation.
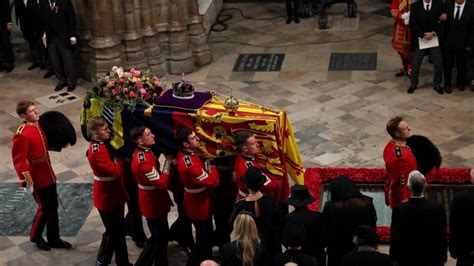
[97,206,130,265]
[456,256,474,266]
[187,219,213,266]
[0,26,14,68]
[444,46,469,87]
[31,183,60,241]
[286,0,300,20]
[169,190,193,249]
[124,171,147,243]
[135,216,169,266]
[47,37,75,86]
[410,46,443,88]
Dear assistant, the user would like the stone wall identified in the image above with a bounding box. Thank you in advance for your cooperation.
[73,0,212,80]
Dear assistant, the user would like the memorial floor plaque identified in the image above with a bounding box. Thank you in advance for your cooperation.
[328,52,377,71]
[36,91,81,108]
[233,53,285,72]
[0,183,92,236]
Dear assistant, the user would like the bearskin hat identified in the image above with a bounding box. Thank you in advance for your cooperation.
[406,135,442,175]
[39,111,77,152]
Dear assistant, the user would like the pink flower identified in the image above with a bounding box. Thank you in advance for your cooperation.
[108,81,115,87]
[124,72,132,78]
[130,68,141,76]
[140,88,146,95]
[124,88,129,93]
[129,91,136,98]
[119,77,125,84]
[103,87,108,93]
[136,81,143,89]
[154,80,161,87]
[153,93,157,97]
[112,89,118,95]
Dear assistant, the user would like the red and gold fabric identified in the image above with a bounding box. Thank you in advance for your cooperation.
[131,146,172,220]
[177,150,220,221]
[383,140,418,208]
[12,122,56,189]
[87,139,129,211]
[391,0,412,57]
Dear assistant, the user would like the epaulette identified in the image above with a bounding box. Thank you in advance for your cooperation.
[395,147,402,158]
[138,152,145,162]
[245,161,254,168]
[92,143,99,153]
[184,155,192,167]
[16,124,25,135]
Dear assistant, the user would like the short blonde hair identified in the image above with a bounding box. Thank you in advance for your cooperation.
[87,117,107,135]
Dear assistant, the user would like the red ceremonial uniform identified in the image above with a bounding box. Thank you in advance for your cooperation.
[234,153,278,201]
[12,122,56,188]
[391,0,413,71]
[87,139,129,211]
[131,146,172,220]
[383,139,417,208]
[177,150,220,221]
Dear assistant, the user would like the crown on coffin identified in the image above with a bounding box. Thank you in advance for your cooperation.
[172,74,195,99]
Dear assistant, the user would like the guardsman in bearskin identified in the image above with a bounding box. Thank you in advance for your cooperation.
[130,126,173,266]
[176,127,220,266]
[383,116,417,208]
[234,131,278,201]
[11,100,71,251]
[86,117,131,266]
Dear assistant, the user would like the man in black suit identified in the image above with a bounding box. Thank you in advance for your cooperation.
[0,0,14,72]
[15,0,43,70]
[408,0,447,94]
[285,185,326,266]
[40,0,77,92]
[443,0,474,93]
[449,188,474,266]
[390,170,447,266]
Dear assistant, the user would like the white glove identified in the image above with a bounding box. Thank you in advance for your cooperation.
[401,11,410,25]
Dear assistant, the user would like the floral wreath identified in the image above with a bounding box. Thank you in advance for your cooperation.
[86,66,163,111]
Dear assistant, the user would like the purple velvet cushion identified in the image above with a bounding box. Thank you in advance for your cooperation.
[153,89,212,110]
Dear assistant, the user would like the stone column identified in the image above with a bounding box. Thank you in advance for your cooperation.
[166,1,194,74]
[142,0,166,75]
[88,0,124,79]
[185,0,212,67]
[72,0,91,80]
[122,0,148,70]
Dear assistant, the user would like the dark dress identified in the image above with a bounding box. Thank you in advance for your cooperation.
[322,176,377,266]
[285,206,326,266]
[449,190,474,266]
[220,240,267,266]
[273,249,319,266]
[229,194,280,254]
[341,247,392,266]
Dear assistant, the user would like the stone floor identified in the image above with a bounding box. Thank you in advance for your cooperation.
[0,0,472,265]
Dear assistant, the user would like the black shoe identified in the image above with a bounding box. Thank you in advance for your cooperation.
[67,84,76,92]
[286,18,292,24]
[43,70,54,79]
[48,238,72,249]
[28,63,39,70]
[294,18,300,23]
[31,237,51,251]
[434,86,444,95]
[54,82,67,91]
[134,239,147,248]
[395,69,405,77]
[457,85,465,91]
[445,85,452,94]
[4,65,14,73]
[407,86,416,93]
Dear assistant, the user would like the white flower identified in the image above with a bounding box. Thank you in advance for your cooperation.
[117,67,124,77]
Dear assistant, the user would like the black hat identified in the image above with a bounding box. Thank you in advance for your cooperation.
[354,225,379,245]
[240,166,266,191]
[287,185,314,206]
[39,111,77,152]
[283,222,306,247]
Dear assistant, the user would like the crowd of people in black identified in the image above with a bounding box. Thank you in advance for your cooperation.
[0,0,76,91]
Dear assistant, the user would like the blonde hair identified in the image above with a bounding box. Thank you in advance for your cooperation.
[87,117,107,135]
[231,213,260,266]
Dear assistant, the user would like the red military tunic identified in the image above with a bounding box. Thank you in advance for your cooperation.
[391,0,412,57]
[131,146,172,220]
[177,150,220,221]
[87,139,129,211]
[234,153,279,201]
[12,122,56,189]
[383,139,418,208]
